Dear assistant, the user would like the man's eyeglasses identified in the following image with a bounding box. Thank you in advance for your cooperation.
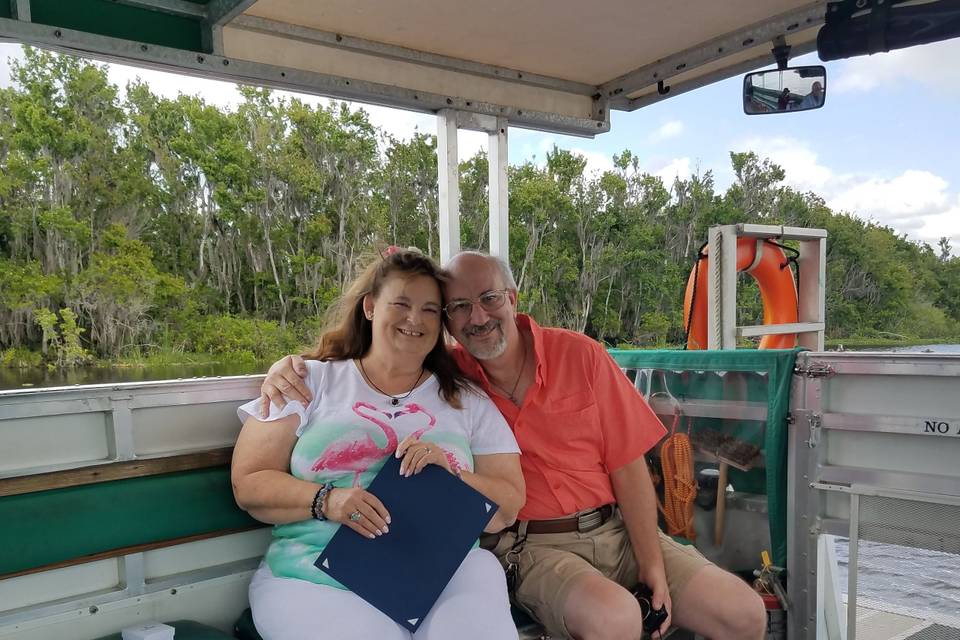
[443,289,510,320]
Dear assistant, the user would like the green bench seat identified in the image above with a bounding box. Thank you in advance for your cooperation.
[0,466,261,577]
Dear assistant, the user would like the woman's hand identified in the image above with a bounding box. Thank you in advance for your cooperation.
[396,434,452,477]
[324,487,391,539]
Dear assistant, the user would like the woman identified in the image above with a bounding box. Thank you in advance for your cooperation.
[232,248,525,640]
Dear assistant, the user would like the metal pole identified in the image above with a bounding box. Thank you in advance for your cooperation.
[846,494,860,640]
[437,109,460,264]
[488,117,509,258]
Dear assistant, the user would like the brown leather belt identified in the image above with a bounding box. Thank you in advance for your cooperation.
[507,504,615,535]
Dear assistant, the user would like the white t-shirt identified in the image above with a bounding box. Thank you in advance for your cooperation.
[237,359,519,587]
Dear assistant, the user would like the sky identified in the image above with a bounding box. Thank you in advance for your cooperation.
[2,37,959,253]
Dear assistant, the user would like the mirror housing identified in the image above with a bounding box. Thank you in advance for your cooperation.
[818,0,960,61]
[743,66,826,115]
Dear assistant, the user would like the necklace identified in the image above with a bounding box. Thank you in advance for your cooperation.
[358,359,424,406]
[489,339,528,403]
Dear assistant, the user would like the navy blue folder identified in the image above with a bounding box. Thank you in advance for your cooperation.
[315,453,499,632]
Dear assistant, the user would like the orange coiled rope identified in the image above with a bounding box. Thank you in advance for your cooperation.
[657,410,697,540]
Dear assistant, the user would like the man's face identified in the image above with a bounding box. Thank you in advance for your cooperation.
[812,82,822,97]
[443,255,518,360]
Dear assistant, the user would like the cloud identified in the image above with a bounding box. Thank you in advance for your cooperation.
[732,136,960,250]
[832,38,960,95]
[652,157,692,186]
[0,43,25,88]
[571,147,615,176]
[735,136,833,191]
[649,120,685,142]
[829,170,950,223]
[914,197,960,248]
[103,58,457,152]
[527,137,614,177]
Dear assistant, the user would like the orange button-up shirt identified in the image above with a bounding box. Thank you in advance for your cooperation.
[452,314,666,520]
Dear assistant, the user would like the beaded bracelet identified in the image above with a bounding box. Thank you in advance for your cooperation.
[311,482,334,520]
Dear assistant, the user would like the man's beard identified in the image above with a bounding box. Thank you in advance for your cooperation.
[462,319,508,360]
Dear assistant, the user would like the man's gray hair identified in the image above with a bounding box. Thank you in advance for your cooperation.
[450,250,517,290]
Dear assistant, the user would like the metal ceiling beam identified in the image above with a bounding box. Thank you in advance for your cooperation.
[621,39,818,111]
[231,15,599,97]
[108,0,207,19]
[0,17,608,137]
[207,0,257,26]
[599,2,826,101]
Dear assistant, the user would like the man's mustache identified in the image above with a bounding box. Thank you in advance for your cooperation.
[464,320,500,337]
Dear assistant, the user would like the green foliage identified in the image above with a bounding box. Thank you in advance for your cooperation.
[0,347,44,368]
[1,47,958,370]
[177,315,303,361]
[34,307,91,367]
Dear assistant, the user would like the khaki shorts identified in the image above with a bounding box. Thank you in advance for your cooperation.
[490,510,710,639]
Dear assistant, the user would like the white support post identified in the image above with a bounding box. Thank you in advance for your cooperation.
[720,226,739,349]
[109,397,136,461]
[707,227,723,350]
[707,225,739,349]
[437,109,460,265]
[12,0,31,21]
[488,117,509,258]
[798,237,826,351]
[121,553,147,596]
[818,535,848,640]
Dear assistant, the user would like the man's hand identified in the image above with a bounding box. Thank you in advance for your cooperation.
[260,354,311,417]
[644,572,672,636]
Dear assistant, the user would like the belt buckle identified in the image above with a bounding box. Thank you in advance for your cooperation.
[577,508,603,532]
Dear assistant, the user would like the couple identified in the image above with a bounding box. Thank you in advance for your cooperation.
[234,248,767,639]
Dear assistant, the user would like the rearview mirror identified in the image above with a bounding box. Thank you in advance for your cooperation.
[743,66,826,115]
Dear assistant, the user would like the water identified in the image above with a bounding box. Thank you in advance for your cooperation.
[0,361,263,391]
[834,539,960,624]
[879,343,960,354]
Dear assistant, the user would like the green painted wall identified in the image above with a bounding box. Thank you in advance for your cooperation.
[31,0,204,52]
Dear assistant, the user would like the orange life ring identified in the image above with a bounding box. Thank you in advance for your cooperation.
[683,238,798,349]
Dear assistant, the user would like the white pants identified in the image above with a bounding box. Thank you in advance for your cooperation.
[249,548,518,640]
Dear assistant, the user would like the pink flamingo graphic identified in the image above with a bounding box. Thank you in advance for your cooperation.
[310,401,447,485]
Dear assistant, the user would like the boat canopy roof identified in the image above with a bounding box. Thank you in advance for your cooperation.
[0,0,826,135]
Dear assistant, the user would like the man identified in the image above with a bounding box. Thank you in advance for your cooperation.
[799,81,824,109]
[261,251,767,640]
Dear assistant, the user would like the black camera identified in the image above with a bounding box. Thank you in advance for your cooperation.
[631,583,669,635]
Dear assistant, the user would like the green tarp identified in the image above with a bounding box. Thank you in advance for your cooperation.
[608,348,802,567]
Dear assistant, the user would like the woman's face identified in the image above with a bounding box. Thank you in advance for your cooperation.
[364,273,443,363]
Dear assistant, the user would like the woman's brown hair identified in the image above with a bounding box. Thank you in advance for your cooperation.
[303,249,467,407]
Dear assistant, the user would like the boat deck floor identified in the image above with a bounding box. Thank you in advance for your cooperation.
[846,601,960,640]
